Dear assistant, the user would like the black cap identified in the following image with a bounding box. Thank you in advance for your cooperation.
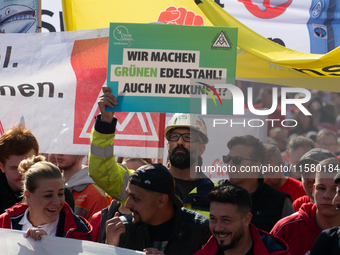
[296,148,336,172]
[129,164,183,208]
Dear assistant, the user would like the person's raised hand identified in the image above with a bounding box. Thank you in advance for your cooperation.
[98,86,118,123]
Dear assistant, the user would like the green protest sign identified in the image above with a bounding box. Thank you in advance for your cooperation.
[107,22,237,114]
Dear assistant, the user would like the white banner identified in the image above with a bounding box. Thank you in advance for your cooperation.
[0,29,165,158]
[41,1,64,32]
[218,0,340,54]
[0,228,143,254]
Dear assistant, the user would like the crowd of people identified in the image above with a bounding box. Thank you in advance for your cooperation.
[0,85,340,254]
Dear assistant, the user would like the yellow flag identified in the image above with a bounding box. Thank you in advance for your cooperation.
[196,0,340,91]
[62,0,340,91]
[62,0,213,30]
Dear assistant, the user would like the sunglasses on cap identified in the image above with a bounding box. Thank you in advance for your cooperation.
[167,132,201,142]
[223,155,258,165]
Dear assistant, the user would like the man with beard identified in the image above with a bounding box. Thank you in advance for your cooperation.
[56,154,108,221]
[88,86,216,216]
[105,164,211,255]
[194,182,291,255]
[163,113,216,216]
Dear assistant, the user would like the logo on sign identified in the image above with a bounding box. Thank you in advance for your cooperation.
[238,0,292,19]
[313,24,327,38]
[113,26,132,41]
[311,1,324,18]
[198,82,223,115]
[212,31,231,49]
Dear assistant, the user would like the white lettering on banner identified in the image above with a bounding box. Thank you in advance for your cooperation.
[116,113,159,141]
[79,91,159,141]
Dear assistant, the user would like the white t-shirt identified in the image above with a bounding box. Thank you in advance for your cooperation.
[19,208,59,236]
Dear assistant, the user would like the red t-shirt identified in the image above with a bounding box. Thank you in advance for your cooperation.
[278,177,306,202]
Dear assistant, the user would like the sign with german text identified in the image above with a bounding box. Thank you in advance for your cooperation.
[107,23,237,115]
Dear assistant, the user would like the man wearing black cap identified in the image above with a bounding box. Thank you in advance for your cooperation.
[293,148,336,211]
[105,164,211,255]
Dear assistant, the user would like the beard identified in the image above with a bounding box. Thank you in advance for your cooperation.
[130,209,144,225]
[168,145,197,169]
[214,224,244,251]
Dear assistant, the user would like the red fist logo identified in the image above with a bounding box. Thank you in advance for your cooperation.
[157,6,204,26]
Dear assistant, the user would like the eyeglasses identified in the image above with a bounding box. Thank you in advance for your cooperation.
[167,132,200,142]
[222,155,258,165]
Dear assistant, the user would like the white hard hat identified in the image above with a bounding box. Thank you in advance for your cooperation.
[164,113,209,144]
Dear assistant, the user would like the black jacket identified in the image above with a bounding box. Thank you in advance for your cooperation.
[119,207,211,255]
[310,227,340,255]
[251,179,293,232]
[0,172,22,214]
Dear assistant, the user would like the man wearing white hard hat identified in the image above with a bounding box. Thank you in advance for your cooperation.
[164,113,216,216]
[88,87,216,217]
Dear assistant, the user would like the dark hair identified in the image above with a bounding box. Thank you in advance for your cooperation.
[0,123,39,165]
[208,182,252,215]
[227,135,265,164]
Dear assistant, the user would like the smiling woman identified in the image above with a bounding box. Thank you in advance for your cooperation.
[0,155,92,241]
